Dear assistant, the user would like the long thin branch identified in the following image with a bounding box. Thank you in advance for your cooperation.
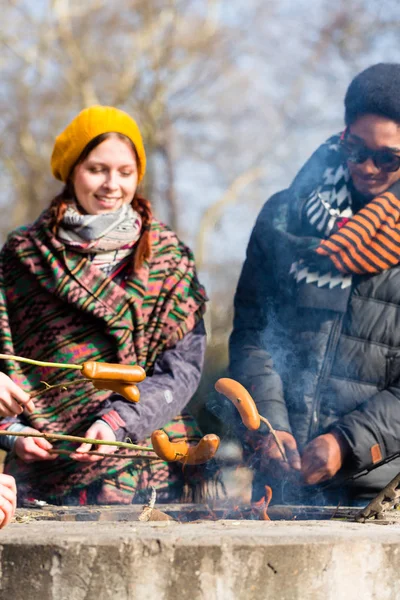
[0,353,82,371]
[49,448,154,459]
[0,430,154,453]
[30,379,85,399]
[259,416,288,463]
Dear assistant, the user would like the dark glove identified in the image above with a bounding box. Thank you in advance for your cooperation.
[258,430,302,479]
[301,431,349,485]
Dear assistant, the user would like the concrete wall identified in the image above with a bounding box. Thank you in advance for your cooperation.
[0,520,399,600]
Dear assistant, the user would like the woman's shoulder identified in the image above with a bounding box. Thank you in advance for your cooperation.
[2,211,49,254]
[3,224,32,251]
[150,217,176,236]
[148,218,197,270]
[150,218,187,250]
[0,226,33,270]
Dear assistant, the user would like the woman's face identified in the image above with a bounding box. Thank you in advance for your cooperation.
[347,114,400,198]
[72,136,138,214]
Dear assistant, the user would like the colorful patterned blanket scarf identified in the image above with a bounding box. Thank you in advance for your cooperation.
[0,209,211,502]
[290,134,400,310]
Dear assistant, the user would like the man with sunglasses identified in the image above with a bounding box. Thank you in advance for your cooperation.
[341,124,400,199]
[229,63,400,505]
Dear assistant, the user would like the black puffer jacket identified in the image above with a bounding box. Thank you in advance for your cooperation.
[229,186,400,496]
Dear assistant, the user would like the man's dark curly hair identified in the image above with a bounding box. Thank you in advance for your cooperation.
[344,63,400,126]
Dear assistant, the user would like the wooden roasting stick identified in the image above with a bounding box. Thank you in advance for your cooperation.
[49,449,154,459]
[0,353,145,403]
[0,430,220,465]
[215,378,288,463]
[0,429,154,453]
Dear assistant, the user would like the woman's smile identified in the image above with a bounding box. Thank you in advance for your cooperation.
[94,195,123,208]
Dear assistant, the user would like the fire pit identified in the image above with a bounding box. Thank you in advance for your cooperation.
[4,454,400,599]
[1,506,400,600]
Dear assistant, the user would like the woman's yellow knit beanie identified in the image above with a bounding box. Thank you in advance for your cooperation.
[51,105,147,183]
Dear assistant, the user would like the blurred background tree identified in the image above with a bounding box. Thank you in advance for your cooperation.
[1,0,400,433]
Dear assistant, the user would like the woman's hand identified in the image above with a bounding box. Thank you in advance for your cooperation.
[301,432,348,485]
[0,474,17,529]
[14,427,57,463]
[259,430,302,478]
[71,421,117,463]
[0,373,35,416]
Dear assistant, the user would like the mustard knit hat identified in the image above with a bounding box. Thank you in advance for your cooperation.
[51,105,147,183]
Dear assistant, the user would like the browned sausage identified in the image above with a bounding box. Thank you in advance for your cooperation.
[151,430,189,461]
[151,430,220,464]
[82,361,146,383]
[214,377,261,431]
[92,381,141,403]
[184,434,220,465]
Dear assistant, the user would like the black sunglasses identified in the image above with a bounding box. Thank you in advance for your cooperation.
[340,134,400,173]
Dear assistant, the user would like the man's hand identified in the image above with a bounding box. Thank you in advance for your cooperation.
[71,421,117,463]
[259,430,302,478]
[14,427,57,463]
[301,432,348,485]
[0,373,35,416]
[0,474,16,529]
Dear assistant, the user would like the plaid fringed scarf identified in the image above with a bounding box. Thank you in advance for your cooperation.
[0,208,210,502]
[57,203,142,277]
[290,134,400,309]
[57,203,142,252]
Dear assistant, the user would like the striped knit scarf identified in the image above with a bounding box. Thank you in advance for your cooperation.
[316,188,400,274]
[291,135,400,301]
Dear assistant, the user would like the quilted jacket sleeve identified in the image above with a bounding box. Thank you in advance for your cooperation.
[228,195,291,434]
[333,386,400,471]
[96,319,207,442]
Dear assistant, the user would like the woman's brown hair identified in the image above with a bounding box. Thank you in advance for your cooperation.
[49,132,152,272]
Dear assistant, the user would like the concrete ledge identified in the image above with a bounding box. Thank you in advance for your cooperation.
[1,520,400,600]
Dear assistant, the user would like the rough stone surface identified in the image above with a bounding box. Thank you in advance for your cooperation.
[1,519,400,600]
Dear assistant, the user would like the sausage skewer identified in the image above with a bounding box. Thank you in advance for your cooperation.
[0,353,145,403]
[0,429,154,452]
[0,354,221,466]
[151,430,220,465]
[215,377,287,463]
[0,430,220,465]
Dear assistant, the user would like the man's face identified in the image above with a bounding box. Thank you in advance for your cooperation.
[346,114,400,198]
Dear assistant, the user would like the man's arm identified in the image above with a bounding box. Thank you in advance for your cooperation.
[301,386,400,484]
[229,196,291,433]
[332,386,400,471]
